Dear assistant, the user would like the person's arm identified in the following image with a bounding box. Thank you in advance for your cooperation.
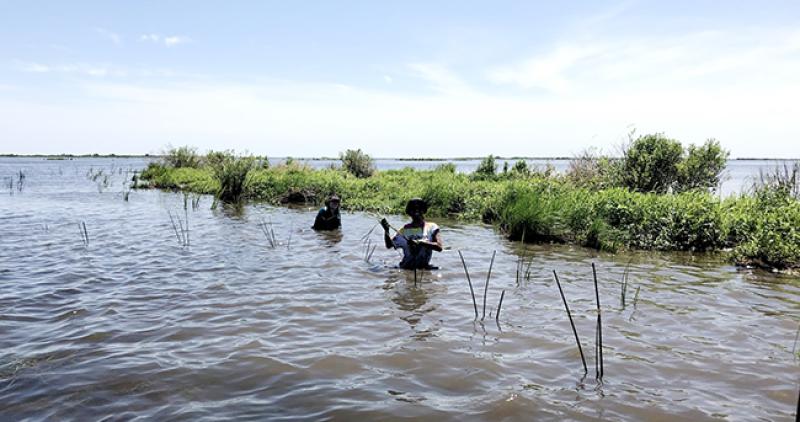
[381,218,395,248]
[312,209,325,230]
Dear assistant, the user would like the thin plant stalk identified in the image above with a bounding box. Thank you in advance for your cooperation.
[593,262,603,379]
[360,223,378,242]
[621,264,630,309]
[459,250,479,320]
[168,212,182,244]
[553,269,588,374]
[481,250,496,321]
[633,286,641,308]
[82,221,89,245]
[496,290,506,322]
[524,258,533,281]
[185,207,190,247]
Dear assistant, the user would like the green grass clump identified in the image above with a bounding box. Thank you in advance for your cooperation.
[727,189,800,270]
[211,153,256,203]
[164,146,202,168]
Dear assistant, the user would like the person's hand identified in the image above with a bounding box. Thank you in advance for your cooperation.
[380,218,390,233]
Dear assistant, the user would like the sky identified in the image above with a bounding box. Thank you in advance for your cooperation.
[1,1,799,158]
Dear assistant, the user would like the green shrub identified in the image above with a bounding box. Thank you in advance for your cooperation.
[622,134,683,193]
[473,155,497,180]
[510,160,530,178]
[211,152,256,203]
[567,148,622,188]
[676,139,729,192]
[730,194,800,269]
[164,146,202,168]
[751,161,800,200]
[340,149,375,178]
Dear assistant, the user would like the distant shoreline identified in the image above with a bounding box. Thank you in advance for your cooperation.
[1,154,798,161]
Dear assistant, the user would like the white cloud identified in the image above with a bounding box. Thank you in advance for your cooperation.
[487,28,800,97]
[164,36,191,47]
[139,33,160,43]
[13,60,127,78]
[3,70,797,157]
[407,62,472,95]
[95,28,121,45]
[487,45,604,93]
[17,61,50,73]
[4,26,800,158]
[139,34,191,47]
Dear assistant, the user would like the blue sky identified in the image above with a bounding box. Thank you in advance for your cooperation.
[1,1,799,157]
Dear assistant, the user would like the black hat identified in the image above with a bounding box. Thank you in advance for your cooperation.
[405,198,428,215]
[325,194,340,206]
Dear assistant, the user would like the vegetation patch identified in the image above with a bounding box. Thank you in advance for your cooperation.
[137,138,800,271]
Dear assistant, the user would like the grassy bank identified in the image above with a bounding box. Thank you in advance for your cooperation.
[139,159,800,271]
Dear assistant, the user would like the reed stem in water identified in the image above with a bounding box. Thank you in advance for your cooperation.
[459,250,479,320]
[592,262,603,379]
[553,269,587,374]
[481,250,496,321]
[496,290,505,322]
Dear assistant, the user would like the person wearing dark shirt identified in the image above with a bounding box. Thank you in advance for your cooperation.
[312,195,341,230]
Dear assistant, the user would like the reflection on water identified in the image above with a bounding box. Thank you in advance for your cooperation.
[0,157,799,420]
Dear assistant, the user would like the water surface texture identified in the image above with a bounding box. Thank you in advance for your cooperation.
[1,158,799,420]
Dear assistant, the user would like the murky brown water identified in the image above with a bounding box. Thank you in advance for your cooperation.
[1,158,799,420]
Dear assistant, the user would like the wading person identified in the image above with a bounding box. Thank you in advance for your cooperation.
[381,198,443,269]
[312,194,341,230]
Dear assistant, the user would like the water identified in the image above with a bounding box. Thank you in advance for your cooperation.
[1,158,799,420]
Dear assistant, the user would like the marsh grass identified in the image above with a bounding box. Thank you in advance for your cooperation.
[168,211,190,247]
[142,154,800,270]
[212,153,255,203]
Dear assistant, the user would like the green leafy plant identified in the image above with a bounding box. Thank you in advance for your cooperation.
[340,149,375,178]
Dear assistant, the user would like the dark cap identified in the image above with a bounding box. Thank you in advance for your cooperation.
[405,198,428,215]
[325,194,340,206]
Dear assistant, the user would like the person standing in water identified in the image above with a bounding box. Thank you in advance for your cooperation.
[312,194,341,230]
[381,198,443,269]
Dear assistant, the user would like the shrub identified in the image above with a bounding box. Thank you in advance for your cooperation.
[340,149,375,178]
[473,155,497,180]
[164,146,201,168]
[434,162,457,173]
[751,161,800,200]
[510,160,530,178]
[211,152,256,203]
[567,148,622,188]
[730,193,800,269]
[676,139,729,192]
[621,134,683,193]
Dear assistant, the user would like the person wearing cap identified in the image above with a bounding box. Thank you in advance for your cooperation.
[381,198,443,269]
[312,194,341,230]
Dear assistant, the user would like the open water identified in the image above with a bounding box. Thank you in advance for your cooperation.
[1,157,798,420]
